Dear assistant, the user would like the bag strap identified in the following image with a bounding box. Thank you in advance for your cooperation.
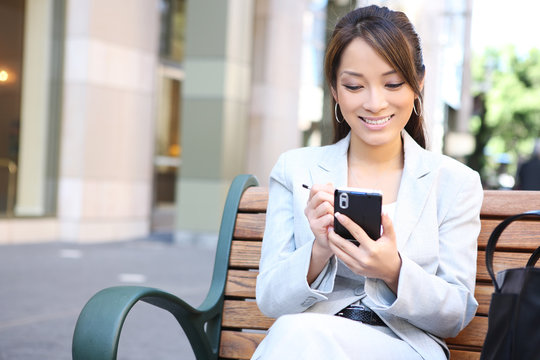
[526,245,540,267]
[485,210,540,292]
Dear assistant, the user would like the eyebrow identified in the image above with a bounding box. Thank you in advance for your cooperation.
[340,69,397,77]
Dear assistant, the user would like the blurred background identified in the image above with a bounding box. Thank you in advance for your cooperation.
[1,0,539,245]
[0,0,539,358]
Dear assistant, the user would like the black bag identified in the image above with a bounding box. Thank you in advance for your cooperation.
[480,210,540,360]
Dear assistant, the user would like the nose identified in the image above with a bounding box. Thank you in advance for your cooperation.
[362,87,388,113]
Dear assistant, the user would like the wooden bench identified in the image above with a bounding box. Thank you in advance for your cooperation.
[72,174,540,360]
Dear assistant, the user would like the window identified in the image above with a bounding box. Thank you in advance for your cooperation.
[0,0,64,217]
[151,0,186,231]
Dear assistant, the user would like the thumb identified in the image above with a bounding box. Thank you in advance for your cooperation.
[381,212,396,241]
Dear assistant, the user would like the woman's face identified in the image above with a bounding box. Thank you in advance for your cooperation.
[334,37,417,149]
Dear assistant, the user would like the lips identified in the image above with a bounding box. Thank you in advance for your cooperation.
[360,115,393,125]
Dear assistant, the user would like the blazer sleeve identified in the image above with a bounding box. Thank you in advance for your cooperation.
[365,169,483,338]
[256,153,338,318]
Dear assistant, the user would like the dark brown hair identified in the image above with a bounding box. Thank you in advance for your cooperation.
[324,5,426,148]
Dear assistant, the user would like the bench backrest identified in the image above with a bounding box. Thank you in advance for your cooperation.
[219,187,540,360]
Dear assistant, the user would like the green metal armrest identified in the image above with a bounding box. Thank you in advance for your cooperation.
[72,174,259,360]
[72,285,219,359]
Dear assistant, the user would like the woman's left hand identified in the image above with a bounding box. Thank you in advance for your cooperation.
[327,212,402,293]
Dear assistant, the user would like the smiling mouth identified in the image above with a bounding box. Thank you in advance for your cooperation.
[360,115,393,125]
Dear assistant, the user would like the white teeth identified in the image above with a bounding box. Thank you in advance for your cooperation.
[362,115,392,125]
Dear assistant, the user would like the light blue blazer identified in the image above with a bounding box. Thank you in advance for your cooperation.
[256,131,483,359]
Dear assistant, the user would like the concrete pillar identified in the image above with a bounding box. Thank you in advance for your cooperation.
[457,0,473,134]
[175,0,254,242]
[247,0,307,185]
[58,0,160,242]
[321,1,354,146]
[16,0,57,216]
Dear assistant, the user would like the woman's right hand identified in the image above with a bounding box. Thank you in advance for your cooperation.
[304,183,335,258]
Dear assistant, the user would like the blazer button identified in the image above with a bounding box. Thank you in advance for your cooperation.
[354,287,364,296]
[301,296,317,307]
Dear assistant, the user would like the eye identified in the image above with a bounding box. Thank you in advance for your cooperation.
[386,82,405,89]
[343,84,363,91]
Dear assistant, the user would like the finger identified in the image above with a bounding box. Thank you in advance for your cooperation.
[307,184,320,201]
[314,200,333,219]
[313,191,334,207]
[328,229,364,271]
[307,185,333,206]
[322,182,335,196]
[313,213,334,230]
[306,198,332,222]
[328,227,361,253]
[334,212,371,245]
[309,183,334,201]
[315,183,335,207]
[328,232,349,257]
[305,188,333,216]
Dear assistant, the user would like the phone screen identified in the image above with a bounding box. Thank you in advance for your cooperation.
[334,188,382,244]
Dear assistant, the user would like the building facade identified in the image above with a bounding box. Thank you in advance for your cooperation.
[1,0,159,243]
[0,0,472,245]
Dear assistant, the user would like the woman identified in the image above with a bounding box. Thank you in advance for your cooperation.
[253,5,483,360]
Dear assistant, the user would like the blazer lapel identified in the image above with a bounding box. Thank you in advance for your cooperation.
[309,134,350,188]
[307,131,436,249]
[394,131,437,249]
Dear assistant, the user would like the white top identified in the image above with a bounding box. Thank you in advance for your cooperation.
[382,202,397,223]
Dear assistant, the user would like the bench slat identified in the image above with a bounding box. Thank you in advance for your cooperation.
[219,331,266,359]
[223,269,496,316]
[446,316,487,348]
[474,283,493,316]
[481,190,540,216]
[476,251,533,282]
[240,188,540,217]
[239,188,540,217]
[225,270,257,298]
[234,213,266,240]
[224,271,495,317]
[218,320,487,358]
[218,329,485,360]
[222,300,275,330]
[221,298,489,348]
[228,238,538,281]
[449,349,481,360]
[230,241,262,269]
[478,219,540,250]
[239,187,269,212]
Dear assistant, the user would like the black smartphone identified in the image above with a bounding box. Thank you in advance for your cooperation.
[334,188,383,245]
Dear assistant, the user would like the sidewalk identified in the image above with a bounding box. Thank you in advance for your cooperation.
[0,235,216,360]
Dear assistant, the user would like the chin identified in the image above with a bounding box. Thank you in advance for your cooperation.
[354,130,401,147]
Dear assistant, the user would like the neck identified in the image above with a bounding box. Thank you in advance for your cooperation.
[348,134,404,171]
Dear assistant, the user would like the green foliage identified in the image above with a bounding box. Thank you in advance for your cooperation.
[468,46,540,187]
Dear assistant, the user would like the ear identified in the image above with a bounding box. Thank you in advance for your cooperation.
[331,87,338,103]
[418,75,425,94]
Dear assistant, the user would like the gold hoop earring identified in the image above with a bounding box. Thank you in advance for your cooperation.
[335,103,343,124]
[413,97,423,117]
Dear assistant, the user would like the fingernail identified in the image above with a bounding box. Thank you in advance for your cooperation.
[335,212,341,219]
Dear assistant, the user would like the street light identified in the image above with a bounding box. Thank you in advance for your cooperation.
[0,70,8,82]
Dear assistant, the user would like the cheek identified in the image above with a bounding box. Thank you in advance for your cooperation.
[392,93,416,115]
[337,91,363,111]
[393,90,415,105]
